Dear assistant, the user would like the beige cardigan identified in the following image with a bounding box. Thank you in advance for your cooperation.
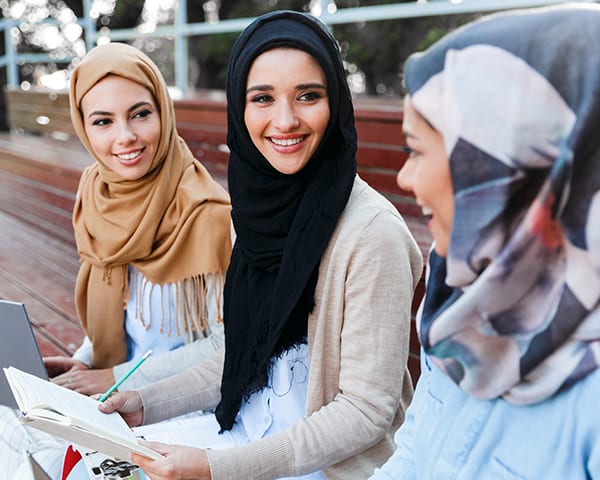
[137,176,424,479]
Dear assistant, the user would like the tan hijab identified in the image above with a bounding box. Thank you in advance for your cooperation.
[70,43,232,368]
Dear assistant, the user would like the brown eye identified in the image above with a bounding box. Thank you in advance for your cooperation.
[400,145,417,157]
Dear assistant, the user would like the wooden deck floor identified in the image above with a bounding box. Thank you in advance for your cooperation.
[0,209,83,357]
[0,206,429,375]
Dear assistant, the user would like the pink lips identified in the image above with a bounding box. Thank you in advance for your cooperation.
[115,149,144,166]
[269,135,307,154]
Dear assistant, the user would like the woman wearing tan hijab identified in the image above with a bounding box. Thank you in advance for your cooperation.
[45,42,232,393]
[0,43,232,479]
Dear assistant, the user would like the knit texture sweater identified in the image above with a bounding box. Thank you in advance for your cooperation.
[137,176,423,479]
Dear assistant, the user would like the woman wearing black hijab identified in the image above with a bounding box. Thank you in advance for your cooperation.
[100,10,423,480]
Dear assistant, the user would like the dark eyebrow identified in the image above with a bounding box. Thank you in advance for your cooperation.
[246,84,273,95]
[87,101,153,119]
[246,83,327,95]
[297,83,327,91]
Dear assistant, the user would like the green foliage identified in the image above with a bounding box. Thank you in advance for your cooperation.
[4,0,482,96]
[417,26,446,52]
[102,0,145,29]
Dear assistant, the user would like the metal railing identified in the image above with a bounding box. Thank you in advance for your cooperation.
[0,0,596,93]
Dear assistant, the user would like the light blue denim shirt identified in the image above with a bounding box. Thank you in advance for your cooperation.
[371,351,600,480]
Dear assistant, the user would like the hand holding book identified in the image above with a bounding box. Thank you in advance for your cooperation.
[3,366,162,461]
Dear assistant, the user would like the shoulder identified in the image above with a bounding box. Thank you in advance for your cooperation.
[323,176,423,283]
[334,176,421,256]
[337,176,404,233]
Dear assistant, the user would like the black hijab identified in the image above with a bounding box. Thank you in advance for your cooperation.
[216,10,357,431]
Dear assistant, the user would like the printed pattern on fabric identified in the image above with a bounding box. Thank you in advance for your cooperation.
[405,5,600,405]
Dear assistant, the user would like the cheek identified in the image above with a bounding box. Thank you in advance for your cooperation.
[148,124,162,150]
[84,130,107,157]
[314,108,330,138]
[243,108,262,140]
[412,162,432,199]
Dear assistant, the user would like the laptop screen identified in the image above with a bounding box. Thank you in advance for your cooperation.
[0,300,49,408]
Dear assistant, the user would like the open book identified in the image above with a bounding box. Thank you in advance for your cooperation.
[3,366,162,461]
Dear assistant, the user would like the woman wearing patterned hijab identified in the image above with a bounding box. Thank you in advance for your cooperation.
[100,10,423,480]
[371,4,600,479]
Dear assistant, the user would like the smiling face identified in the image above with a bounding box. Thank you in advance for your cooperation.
[398,96,454,256]
[243,47,330,175]
[80,75,161,181]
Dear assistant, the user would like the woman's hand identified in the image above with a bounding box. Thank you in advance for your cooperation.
[44,355,84,377]
[131,442,211,480]
[48,359,116,396]
[98,390,144,427]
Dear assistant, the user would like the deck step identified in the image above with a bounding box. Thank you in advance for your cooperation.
[0,210,83,357]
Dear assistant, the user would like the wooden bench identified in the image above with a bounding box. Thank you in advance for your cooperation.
[0,87,88,356]
[0,88,90,249]
[0,87,430,379]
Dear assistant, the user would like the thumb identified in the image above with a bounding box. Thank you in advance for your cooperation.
[98,394,121,413]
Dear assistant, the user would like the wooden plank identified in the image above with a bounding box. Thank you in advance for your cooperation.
[0,212,79,305]
[0,172,76,213]
[5,88,76,138]
[0,274,82,357]
[0,134,90,175]
[0,211,83,357]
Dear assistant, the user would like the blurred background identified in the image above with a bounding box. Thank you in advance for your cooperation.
[0,0,594,130]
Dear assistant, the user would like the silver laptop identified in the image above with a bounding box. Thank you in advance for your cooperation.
[0,300,49,408]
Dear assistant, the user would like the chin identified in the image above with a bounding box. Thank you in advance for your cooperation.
[433,241,448,257]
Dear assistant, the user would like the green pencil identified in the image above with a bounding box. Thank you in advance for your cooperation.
[98,349,152,402]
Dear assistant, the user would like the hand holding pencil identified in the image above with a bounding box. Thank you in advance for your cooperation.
[97,382,147,429]
[99,349,152,402]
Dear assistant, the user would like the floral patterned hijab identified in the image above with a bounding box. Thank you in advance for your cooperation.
[406,4,600,404]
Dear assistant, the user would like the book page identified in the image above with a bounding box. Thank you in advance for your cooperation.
[4,366,132,436]
[3,367,162,460]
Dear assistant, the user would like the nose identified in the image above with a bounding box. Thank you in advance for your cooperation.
[117,122,137,144]
[272,99,300,131]
[397,157,415,193]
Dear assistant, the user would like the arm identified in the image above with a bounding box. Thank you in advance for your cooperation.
[369,353,431,479]
[47,328,224,395]
[44,334,90,378]
[113,322,224,390]
[136,348,225,423]
[72,335,93,366]
[207,208,423,479]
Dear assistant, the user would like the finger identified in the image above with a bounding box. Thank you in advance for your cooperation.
[44,356,70,370]
[138,440,170,453]
[98,401,115,413]
[51,373,70,386]
[131,452,162,476]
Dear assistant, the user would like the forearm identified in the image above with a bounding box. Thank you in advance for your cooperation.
[369,370,424,480]
[113,325,224,390]
[71,336,93,366]
[206,432,295,480]
[138,349,224,424]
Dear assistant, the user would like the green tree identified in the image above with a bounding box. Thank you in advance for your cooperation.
[187,0,309,90]
[333,0,477,95]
